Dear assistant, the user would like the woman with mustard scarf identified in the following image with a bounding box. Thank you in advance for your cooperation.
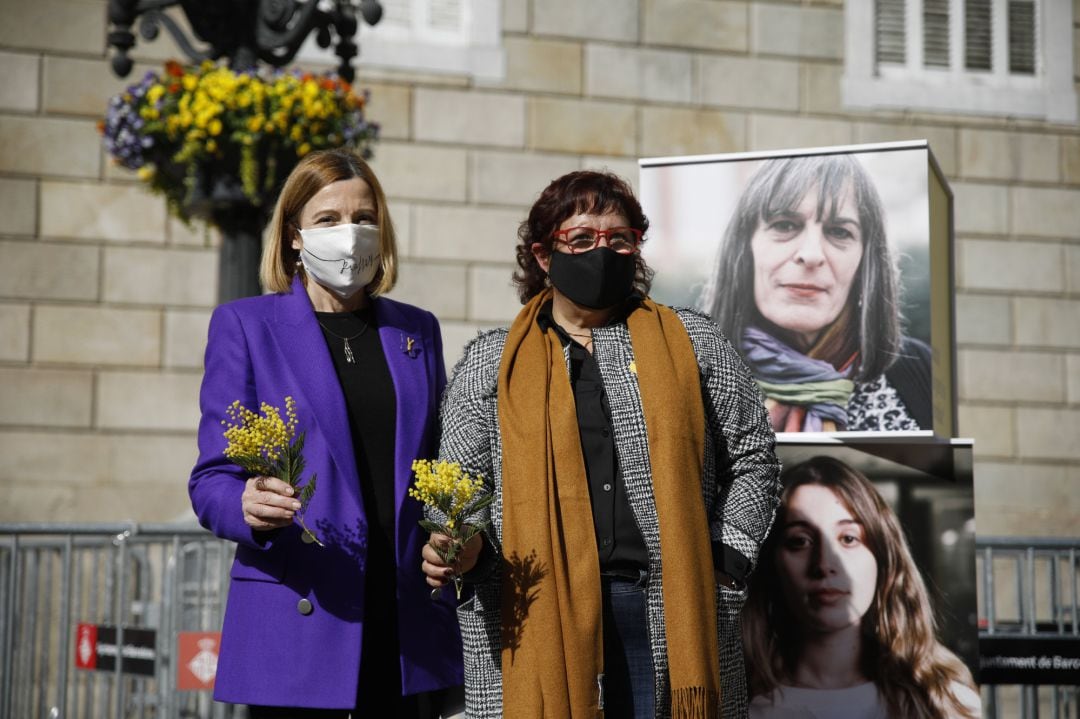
[421,171,782,718]
[698,155,932,434]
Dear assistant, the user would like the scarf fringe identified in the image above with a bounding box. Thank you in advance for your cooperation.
[670,686,720,719]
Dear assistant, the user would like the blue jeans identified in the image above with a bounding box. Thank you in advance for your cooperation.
[601,570,655,719]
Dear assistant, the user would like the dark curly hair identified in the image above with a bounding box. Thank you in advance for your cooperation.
[512,170,654,303]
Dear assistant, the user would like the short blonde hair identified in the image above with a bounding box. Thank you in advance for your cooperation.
[260,148,398,295]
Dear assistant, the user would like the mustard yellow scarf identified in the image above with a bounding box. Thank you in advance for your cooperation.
[497,290,720,718]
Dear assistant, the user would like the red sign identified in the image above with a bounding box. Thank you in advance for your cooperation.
[75,623,98,670]
[177,631,221,691]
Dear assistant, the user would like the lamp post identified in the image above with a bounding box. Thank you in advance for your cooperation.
[105,0,383,301]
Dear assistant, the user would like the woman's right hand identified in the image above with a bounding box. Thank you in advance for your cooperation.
[241,476,302,531]
[421,532,483,588]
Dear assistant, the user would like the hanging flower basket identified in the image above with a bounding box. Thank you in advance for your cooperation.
[100,60,379,225]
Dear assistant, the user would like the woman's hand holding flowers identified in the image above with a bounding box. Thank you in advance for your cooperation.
[223,397,322,545]
[422,532,483,590]
[241,475,302,531]
[410,459,493,599]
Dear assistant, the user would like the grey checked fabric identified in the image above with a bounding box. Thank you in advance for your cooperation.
[436,305,782,719]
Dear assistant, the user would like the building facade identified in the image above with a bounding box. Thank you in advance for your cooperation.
[0,0,1077,540]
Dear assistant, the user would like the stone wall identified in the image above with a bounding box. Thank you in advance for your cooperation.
[0,0,1077,536]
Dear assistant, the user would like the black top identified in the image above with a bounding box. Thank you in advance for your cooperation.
[537,302,649,578]
[316,306,398,551]
[885,336,934,430]
[315,306,403,698]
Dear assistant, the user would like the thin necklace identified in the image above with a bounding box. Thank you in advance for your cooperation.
[317,320,368,364]
[565,329,593,347]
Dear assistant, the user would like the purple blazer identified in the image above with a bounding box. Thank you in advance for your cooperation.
[189,276,463,708]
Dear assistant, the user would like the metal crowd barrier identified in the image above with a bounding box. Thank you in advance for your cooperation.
[979,537,1080,719]
[3,525,1079,719]
[0,523,241,719]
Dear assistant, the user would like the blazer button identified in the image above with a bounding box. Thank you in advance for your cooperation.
[297,598,314,616]
[301,532,315,544]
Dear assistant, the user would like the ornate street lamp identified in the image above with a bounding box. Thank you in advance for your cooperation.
[105,0,383,302]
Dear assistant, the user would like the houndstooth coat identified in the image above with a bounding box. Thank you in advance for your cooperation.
[438,306,781,719]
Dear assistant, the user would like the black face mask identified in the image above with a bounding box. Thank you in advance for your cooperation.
[547,247,637,310]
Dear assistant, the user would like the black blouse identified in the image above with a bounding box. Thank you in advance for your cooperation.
[315,306,403,699]
[537,302,649,578]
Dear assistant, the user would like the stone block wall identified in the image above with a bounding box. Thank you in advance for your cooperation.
[0,0,1077,539]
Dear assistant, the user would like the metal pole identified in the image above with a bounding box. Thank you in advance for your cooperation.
[23,546,40,718]
[1027,684,1040,719]
[986,682,998,719]
[215,541,234,719]
[1052,550,1061,633]
[93,547,108,719]
[1026,547,1039,719]
[1016,553,1025,633]
[58,535,73,719]
[985,546,996,634]
[1,535,19,719]
[1027,547,1037,634]
[1071,547,1078,636]
[215,205,267,303]
[114,531,129,719]
[129,543,151,719]
[37,548,54,717]
[161,534,180,719]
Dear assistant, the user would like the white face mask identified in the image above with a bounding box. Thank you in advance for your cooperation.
[297,223,381,299]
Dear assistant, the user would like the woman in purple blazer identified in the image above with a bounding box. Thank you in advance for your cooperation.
[189,149,464,717]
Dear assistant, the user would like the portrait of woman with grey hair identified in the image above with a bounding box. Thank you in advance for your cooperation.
[698,154,931,433]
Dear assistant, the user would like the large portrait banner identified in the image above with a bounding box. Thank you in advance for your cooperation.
[743,439,980,718]
[640,141,956,438]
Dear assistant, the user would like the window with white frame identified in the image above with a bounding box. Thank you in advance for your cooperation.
[298,0,505,80]
[843,0,1076,124]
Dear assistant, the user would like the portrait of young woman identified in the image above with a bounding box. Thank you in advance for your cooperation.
[743,454,980,719]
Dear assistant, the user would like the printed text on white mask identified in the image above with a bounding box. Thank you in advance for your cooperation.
[298,223,381,298]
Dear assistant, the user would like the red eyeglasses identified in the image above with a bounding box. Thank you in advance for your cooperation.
[551,226,643,255]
